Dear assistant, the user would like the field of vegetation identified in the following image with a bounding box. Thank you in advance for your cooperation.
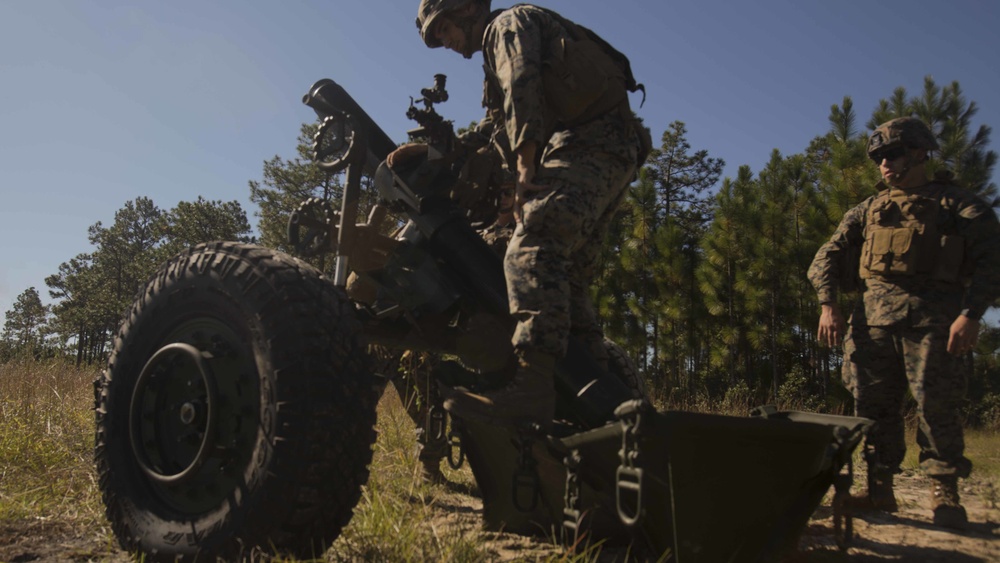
[1,359,998,562]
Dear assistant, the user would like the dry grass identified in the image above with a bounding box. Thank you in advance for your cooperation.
[967,430,1000,479]
[328,388,626,561]
[901,427,1000,481]
[2,359,999,562]
[0,359,105,526]
[0,360,512,561]
[325,386,491,562]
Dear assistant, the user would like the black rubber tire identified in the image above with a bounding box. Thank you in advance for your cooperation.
[605,337,648,401]
[94,242,378,562]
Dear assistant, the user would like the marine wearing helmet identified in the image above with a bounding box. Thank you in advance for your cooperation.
[867,116,939,160]
[416,0,492,53]
[867,117,940,188]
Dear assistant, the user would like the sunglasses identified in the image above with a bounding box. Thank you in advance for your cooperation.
[870,146,908,163]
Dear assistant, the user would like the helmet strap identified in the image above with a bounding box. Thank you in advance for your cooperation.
[452,4,485,58]
[889,148,927,188]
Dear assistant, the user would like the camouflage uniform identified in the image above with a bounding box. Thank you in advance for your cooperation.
[808,178,1000,477]
[480,5,639,359]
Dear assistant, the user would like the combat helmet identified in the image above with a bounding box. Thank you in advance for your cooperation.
[416,0,489,48]
[867,117,939,161]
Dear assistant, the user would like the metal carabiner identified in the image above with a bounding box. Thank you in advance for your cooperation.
[615,465,643,527]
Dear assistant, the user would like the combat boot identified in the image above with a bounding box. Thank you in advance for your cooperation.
[931,476,968,529]
[848,464,898,512]
[417,438,448,485]
[443,350,556,431]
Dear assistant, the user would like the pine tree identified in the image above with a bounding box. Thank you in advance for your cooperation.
[649,121,724,233]
[817,97,881,222]
[699,166,764,395]
[623,166,661,378]
[619,121,724,393]
[2,287,50,357]
[782,152,831,399]
[159,196,254,260]
[45,254,101,364]
[743,150,815,400]
[44,198,164,364]
[591,168,652,374]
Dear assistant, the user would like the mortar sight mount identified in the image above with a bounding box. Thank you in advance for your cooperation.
[406,73,454,154]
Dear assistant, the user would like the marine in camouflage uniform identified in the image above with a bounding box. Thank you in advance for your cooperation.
[411,0,645,428]
[808,117,1000,528]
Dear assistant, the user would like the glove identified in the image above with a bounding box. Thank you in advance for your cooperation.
[386,143,427,168]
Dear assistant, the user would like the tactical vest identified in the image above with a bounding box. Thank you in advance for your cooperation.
[858,185,965,283]
[483,6,643,128]
[535,6,641,127]
[482,5,652,167]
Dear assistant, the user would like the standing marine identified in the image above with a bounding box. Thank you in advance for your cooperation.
[808,116,1000,528]
[407,0,650,429]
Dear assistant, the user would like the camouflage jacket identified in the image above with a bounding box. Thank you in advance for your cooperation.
[808,180,1000,327]
[478,5,634,170]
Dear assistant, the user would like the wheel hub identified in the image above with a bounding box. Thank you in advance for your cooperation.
[178,401,201,426]
[129,343,218,486]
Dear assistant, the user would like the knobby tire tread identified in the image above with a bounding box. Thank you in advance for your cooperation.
[95,242,378,561]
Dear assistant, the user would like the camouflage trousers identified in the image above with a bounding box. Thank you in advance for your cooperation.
[505,125,637,360]
[843,324,972,478]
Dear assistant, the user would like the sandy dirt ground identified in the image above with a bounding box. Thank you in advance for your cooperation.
[1,469,997,562]
[425,467,1000,562]
[789,468,1000,563]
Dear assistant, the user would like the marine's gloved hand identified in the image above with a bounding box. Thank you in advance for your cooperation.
[386,143,427,168]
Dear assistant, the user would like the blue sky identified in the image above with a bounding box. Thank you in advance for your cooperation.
[2,1,999,320]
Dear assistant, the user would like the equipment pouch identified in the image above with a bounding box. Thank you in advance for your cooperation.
[886,227,917,275]
[861,228,892,277]
[888,227,917,275]
[543,37,626,125]
[861,226,918,277]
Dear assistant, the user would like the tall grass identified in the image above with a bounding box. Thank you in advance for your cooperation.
[901,428,1000,480]
[0,360,538,561]
[326,386,493,562]
[0,359,104,528]
[2,358,998,561]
